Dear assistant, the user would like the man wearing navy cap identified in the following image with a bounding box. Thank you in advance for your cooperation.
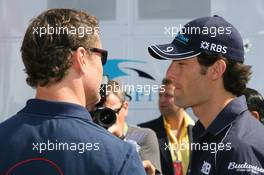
[148,15,264,175]
[0,9,146,175]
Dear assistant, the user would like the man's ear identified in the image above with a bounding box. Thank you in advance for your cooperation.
[122,101,129,117]
[72,47,87,73]
[209,59,226,81]
[251,111,260,121]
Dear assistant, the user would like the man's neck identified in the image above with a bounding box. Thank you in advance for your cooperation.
[192,90,235,129]
[35,80,86,107]
[164,109,185,130]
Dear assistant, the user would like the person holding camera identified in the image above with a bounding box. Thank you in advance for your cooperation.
[91,80,162,175]
[0,8,145,175]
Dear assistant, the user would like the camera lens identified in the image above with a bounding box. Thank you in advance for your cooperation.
[91,107,117,129]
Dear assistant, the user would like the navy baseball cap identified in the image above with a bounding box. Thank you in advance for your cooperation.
[148,15,245,63]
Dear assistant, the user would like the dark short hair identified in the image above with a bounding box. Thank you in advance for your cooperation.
[242,88,264,124]
[197,53,252,96]
[21,8,99,87]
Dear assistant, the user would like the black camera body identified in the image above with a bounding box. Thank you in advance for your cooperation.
[90,107,116,129]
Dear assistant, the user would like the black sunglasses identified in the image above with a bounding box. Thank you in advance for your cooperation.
[71,46,108,65]
[90,48,108,65]
[112,103,123,114]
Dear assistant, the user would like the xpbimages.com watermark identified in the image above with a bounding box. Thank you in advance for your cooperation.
[164,142,232,154]
[164,24,232,38]
[33,24,100,37]
[100,83,165,96]
[32,140,100,154]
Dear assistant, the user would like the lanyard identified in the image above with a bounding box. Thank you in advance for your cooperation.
[163,118,184,175]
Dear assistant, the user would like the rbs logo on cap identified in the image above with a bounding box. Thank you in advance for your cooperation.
[200,41,227,54]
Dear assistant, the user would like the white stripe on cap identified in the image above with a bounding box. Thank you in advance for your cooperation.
[152,45,195,56]
[149,45,201,60]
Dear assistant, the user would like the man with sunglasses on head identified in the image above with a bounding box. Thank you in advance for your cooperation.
[93,80,162,175]
[0,9,145,175]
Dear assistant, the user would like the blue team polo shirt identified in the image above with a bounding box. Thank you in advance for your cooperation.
[0,99,146,175]
[187,96,264,175]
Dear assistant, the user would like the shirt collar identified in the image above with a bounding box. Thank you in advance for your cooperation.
[19,99,92,121]
[124,122,129,136]
[163,112,194,129]
[163,112,194,140]
[193,95,248,139]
